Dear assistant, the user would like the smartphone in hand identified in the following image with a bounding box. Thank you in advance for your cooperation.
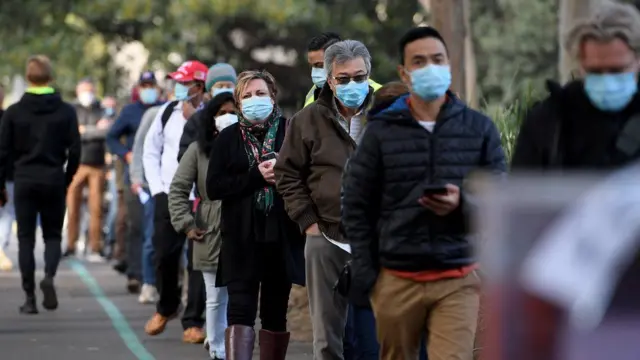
[423,185,448,196]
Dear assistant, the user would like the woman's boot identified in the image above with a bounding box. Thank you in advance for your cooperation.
[259,329,290,360]
[225,325,255,360]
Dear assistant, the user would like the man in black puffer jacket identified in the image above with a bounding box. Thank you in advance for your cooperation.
[341,27,506,360]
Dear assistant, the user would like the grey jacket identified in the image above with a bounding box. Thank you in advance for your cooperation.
[130,105,161,186]
[168,142,222,272]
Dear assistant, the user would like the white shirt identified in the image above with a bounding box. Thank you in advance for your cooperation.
[143,101,189,196]
[419,120,435,132]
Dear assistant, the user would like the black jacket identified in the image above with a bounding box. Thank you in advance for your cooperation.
[512,80,640,170]
[342,93,506,294]
[206,118,305,287]
[74,101,107,166]
[178,111,199,162]
[0,109,13,182]
[0,92,81,189]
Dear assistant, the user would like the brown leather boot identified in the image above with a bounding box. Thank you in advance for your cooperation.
[259,329,290,360]
[225,325,255,360]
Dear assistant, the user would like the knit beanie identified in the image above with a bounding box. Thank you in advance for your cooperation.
[205,63,237,91]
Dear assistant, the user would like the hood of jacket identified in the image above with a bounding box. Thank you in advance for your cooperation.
[19,92,64,114]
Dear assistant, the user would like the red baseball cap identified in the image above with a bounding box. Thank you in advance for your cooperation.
[167,61,208,82]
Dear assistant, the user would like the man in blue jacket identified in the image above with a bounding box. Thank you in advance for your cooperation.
[106,71,163,294]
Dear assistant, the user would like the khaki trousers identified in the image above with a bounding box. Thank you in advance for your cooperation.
[371,268,480,360]
[66,165,105,252]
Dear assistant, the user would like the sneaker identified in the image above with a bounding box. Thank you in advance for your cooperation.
[138,284,158,304]
[182,327,206,344]
[0,248,13,271]
[86,252,105,263]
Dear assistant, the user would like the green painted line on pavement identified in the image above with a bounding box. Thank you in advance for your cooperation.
[68,259,156,360]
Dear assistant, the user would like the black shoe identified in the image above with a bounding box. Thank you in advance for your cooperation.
[40,277,58,310]
[19,295,38,314]
[127,278,141,294]
[62,249,75,258]
[113,260,128,274]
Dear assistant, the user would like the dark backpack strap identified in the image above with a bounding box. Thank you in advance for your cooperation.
[161,100,179,130]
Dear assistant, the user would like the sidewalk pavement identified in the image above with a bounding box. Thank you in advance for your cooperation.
[0,238,313,359]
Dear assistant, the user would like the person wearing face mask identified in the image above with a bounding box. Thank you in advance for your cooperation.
[177,63,238,162]
[304,32,382,108]
[511,3,640,359]
[143,61,208,343]
[106,71,163,295]
[168,92,236,360]
[206,70,304,360]
[67,78,109,262]
[275,40,377,360]
[339,27,506,360]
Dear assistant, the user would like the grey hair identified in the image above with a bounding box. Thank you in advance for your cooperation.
[324,40,372,76]
[565,1,640,57]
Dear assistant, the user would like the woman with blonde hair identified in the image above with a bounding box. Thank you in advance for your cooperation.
[206,70,304,360]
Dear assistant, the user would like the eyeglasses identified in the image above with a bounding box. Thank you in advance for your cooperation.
[332,74,369,85]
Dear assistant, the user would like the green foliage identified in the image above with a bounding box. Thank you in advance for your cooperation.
[482,84,540,162]
[471,0,559,105]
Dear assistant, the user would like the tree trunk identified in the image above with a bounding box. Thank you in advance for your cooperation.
[429,0,468,100]
[558,0,605,83]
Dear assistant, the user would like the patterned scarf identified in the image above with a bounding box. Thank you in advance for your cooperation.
[238,108,282,213]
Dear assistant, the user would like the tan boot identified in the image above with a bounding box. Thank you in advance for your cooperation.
[183,327,206,344]
[225,325,255,360]
[145,313,170,335]
[259,329,290,360]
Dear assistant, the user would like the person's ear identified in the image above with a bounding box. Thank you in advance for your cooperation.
[398,65,410,86]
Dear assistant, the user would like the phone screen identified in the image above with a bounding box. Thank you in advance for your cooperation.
[423,185,448,196]
[261,152,277,161]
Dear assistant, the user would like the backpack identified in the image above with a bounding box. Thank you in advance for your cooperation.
[161,100,179,130]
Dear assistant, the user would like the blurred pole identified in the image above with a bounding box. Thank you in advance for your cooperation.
[558,0,605,84]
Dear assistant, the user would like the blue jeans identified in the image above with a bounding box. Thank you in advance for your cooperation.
[344,304,428,360]
[0,182,15,250]
[141,190,156,285]
[105,168,118,245]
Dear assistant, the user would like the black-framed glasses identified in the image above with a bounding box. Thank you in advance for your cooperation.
[332,74,369,85]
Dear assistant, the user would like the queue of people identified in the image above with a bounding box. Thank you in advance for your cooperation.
[2,2,640,359]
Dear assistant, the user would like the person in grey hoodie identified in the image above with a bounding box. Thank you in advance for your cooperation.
[168,92,237,360]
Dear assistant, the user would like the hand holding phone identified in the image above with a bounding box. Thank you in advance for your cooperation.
[419,184,460,216]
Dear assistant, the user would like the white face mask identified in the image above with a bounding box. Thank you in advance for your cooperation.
[78,92,95,107]
[215,113,238,132]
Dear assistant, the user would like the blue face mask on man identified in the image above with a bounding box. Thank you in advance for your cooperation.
[584,72,638,112]
[409,64,451,101]
[139,88,159,104]
[241,96,274,122]
[104,107,114,117]
[335,80,369,109]
[174,83,193,101]
[311,68,327,88]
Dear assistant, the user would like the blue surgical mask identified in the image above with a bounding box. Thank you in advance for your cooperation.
[311,68,327,88]
[174,83,192,101]
[409,64,451,101]
[241,96,274,122]
[212,87,234,97]
[104,107,114,117]
[139,88,158,104]
[335,81,369,109]
[584,72,638,112]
